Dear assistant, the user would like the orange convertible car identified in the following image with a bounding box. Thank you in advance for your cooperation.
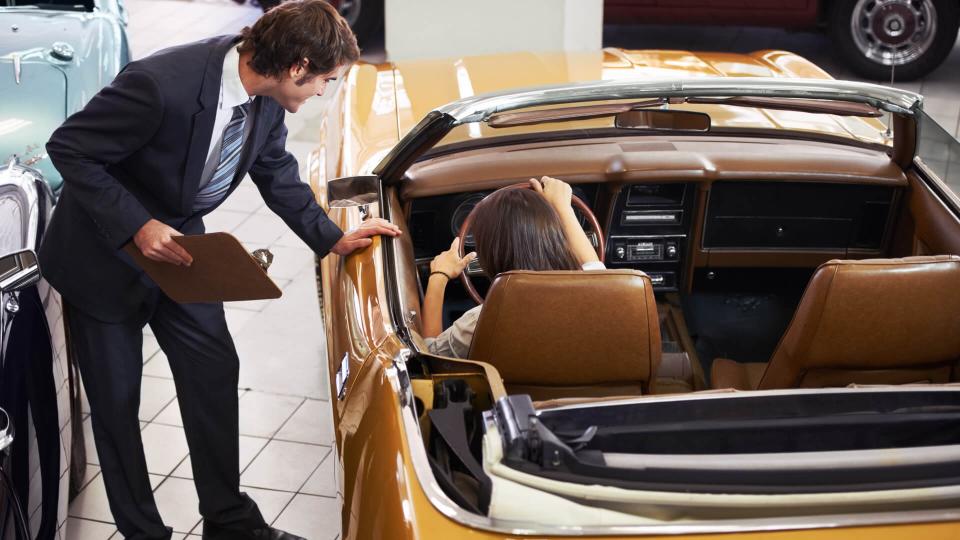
[309,49,960,539]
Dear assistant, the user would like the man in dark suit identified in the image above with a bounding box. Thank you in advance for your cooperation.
[40,2,398,538]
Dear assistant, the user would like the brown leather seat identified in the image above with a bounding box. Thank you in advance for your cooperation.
[469,270,661,400]
[711,255,960,390]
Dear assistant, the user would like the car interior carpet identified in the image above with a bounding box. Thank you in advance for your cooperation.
[682,291,803,383]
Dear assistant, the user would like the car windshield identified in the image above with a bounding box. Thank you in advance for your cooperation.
[4,0,93,11]
[431,98,893,154]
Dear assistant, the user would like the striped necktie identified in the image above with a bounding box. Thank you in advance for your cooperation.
[194,102,250,211]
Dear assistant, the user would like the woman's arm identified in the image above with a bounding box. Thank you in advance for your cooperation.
[422,238,476,338]
[532,176,601,265]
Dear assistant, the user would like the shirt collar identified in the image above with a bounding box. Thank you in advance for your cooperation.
[221,45,251,110]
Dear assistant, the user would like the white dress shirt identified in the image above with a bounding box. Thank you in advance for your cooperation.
[197,45,253,191]
[424,261,607,359]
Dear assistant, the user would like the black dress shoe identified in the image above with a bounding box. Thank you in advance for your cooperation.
[202,522,307,540]
[250,527,306,540]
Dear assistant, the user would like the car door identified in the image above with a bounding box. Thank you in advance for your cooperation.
[0,163,71,540]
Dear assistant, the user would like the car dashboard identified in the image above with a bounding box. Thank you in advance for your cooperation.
[407,178,898,296]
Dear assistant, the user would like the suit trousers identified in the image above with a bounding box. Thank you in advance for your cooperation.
[66,289,266,540]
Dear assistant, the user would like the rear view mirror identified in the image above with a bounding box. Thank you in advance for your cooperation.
[0,249,40,293]
[615,110,711,132]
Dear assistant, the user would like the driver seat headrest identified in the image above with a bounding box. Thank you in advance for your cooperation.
[469,270,662,400]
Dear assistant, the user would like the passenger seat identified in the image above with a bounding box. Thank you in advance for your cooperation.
[711,256,960,390]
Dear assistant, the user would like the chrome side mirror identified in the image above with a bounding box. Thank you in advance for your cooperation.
[0,249,40,293]
[327,175,379,209]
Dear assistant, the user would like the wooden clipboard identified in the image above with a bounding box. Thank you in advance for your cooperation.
[124,232,282,303]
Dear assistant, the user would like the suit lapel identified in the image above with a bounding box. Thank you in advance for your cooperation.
[180,35,242,214]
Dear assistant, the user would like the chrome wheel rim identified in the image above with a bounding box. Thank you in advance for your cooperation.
[338,0,362,27]
[850,0,938,67]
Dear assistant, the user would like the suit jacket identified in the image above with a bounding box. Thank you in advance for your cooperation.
[41,35,343,322]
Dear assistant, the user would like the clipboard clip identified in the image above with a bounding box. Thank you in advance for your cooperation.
[251,249,274,272]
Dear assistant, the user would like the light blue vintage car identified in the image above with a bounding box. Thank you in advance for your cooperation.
[1,0,130,192]
[1,1,128,537]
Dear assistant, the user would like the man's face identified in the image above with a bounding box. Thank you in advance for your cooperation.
[273,63,342,113]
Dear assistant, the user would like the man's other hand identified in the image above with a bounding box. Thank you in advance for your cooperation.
[331,218,401,256]
[134,219,194,266]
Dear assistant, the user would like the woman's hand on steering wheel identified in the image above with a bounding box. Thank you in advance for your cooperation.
[530,176,574,218]
[431,238,477,280]
[531,176,602,268]
[458,179,604,304]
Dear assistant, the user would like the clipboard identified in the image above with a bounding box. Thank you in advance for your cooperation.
[124,232,283,303]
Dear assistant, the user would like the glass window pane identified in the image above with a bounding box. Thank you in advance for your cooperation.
[916,111,960,200]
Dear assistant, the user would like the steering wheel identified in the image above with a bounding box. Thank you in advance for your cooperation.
[456,182,605,305]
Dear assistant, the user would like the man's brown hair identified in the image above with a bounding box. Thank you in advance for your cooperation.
[238,0,360,82]
[470,189,581,279]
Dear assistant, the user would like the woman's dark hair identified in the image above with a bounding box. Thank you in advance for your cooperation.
[470,189,581,279]
[238,0,360,82]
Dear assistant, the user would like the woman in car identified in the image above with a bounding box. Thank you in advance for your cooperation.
[422,176,604,358]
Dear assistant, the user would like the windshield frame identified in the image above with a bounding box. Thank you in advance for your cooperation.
[441,78,919,124]
[374,77,922,185]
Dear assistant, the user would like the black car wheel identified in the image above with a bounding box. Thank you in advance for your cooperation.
[337,0,383,46]
[258,0,383,46]
[830,0,960,80]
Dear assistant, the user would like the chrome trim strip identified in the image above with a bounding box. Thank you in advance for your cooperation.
[391,348,960,535]
[1,159,43,252]
[623,213,678,222]
[545,385,960,412]
[335,353,350,400]
[914,158,960,213]
[609,234,686,239]
[12,54,21,85]
[436,78,922,124]
[603,444,960,472]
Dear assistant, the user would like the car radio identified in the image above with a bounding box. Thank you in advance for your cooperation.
[609,237,680,263]
[606,183,693,292]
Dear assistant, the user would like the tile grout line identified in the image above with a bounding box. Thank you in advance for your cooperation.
[295,447,330,493]
[146,419,332,450]
[267,487,298,529]
[74,468,102,495]
[294,447,333,499]
[142,395,178,425]
[224,207,257,235]
[236,387,329,402]
[237,398,305,478]
[273,397,309,438]
[68,516,116,525]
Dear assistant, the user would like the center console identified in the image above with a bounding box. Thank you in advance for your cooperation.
[605,183,693,291]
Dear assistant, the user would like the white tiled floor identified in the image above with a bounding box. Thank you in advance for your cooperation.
[66,1,340,538]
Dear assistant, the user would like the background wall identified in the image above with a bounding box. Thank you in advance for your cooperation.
[385,0,603,61]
